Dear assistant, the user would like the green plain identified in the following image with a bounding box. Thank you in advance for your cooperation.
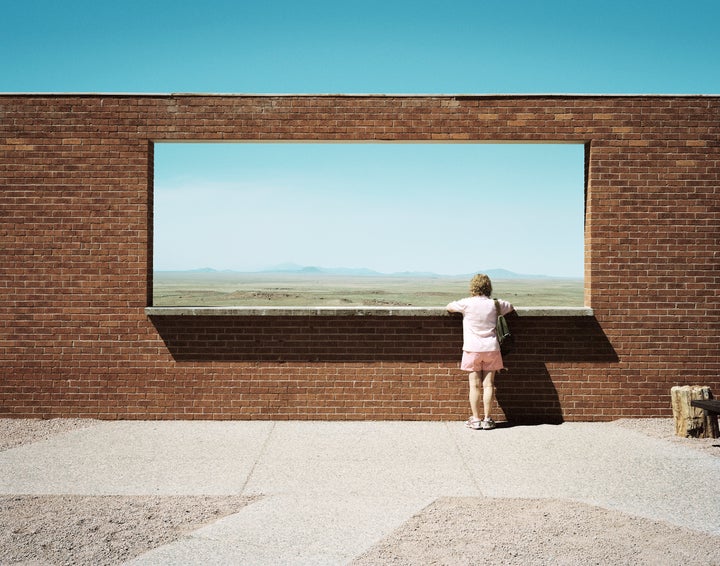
[153,272,585,307]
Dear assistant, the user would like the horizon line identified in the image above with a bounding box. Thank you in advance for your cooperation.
[153,266,584,279]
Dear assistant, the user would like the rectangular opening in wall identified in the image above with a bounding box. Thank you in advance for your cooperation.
[153,143,585,308]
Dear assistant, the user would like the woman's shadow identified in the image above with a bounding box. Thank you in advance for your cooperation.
[493,313,618,426]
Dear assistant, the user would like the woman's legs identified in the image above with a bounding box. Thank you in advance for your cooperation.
[468,371,482,419]
[482,371,496,420]
[469,370,496,420]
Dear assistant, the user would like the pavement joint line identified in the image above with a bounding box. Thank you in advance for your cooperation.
[240,421,276,496]
[445,421,485,497]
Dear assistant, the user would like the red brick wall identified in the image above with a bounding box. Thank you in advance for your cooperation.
[1,94,718,422]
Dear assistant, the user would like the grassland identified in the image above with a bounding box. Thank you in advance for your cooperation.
[153,272,585,307]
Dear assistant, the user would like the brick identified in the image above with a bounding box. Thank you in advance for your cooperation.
[0,94,718,421]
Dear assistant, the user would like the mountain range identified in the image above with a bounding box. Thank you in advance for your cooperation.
[164,264,565,279]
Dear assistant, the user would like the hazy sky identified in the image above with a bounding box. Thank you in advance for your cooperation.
[3,0,719,277]
[154,142,585,276]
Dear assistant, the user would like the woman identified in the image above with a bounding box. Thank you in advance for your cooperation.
[447,274,514,430]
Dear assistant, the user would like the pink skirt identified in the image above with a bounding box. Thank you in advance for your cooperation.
[460,350,504,372]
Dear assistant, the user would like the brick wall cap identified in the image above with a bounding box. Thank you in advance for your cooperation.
[145,306,594,317]
[1,92,718,99]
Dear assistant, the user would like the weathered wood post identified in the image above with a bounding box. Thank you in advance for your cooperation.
[670,385,720,438]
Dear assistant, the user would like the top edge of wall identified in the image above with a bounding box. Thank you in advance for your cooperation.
[1,92,719,99]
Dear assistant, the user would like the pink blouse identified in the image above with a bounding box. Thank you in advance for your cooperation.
[446,295,514,352]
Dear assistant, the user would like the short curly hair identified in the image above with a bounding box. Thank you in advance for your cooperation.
[469,273,492,297]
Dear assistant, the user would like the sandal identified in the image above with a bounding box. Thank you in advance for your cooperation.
[480,418,496,430]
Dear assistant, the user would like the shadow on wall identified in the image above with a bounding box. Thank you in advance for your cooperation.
[496,315,619,425]
[149,315,462,363]
[150,313,618,424]
[495,362,565,425]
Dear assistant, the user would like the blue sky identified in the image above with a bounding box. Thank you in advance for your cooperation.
[3,0,719,277]
[154,142,585,276]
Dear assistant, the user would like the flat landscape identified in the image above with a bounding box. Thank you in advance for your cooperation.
[153,272,585,307]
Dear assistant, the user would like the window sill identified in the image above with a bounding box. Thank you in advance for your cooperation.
[145,306,593,317]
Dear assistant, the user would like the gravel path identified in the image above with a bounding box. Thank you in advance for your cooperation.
[1,494,258,565]
[352,496,720,566]
[613,417,720,457]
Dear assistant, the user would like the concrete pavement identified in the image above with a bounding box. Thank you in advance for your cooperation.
[1,420,718,564]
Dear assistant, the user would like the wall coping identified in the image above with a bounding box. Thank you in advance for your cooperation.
[145,306,594,317]
[1,92,718,99]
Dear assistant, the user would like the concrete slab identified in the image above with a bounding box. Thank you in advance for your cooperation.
[127,494,431,566]
[242,421,480,498]
[1,419,718,564]
[0,421,274,495]
[450,421,720,534]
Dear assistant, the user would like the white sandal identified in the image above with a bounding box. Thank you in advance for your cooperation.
[480,418,496,430]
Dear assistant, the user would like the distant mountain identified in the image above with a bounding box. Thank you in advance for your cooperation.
[479,268,551,279]
[184,267,218,273]
[264,263,383,276]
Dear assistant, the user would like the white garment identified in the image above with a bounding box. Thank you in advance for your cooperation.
[446,295,514,352]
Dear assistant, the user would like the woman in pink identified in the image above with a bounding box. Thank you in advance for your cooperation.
[446,274,514,430]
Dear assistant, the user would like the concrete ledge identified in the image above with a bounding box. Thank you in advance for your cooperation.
[145,306,594,317]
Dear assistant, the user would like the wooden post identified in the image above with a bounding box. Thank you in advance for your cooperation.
[671,385,720,438]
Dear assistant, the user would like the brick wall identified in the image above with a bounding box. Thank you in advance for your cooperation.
[1,94,718,422]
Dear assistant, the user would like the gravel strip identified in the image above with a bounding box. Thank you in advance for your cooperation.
[0,418,100,452]
[0,419,259,564]
[353,419,719,565]
[352,497,720,566]
[612,417,720,457]
[0,494,258,566]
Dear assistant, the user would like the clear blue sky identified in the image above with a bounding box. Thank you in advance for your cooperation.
[154,142,585,276]
[3,0,718,277]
